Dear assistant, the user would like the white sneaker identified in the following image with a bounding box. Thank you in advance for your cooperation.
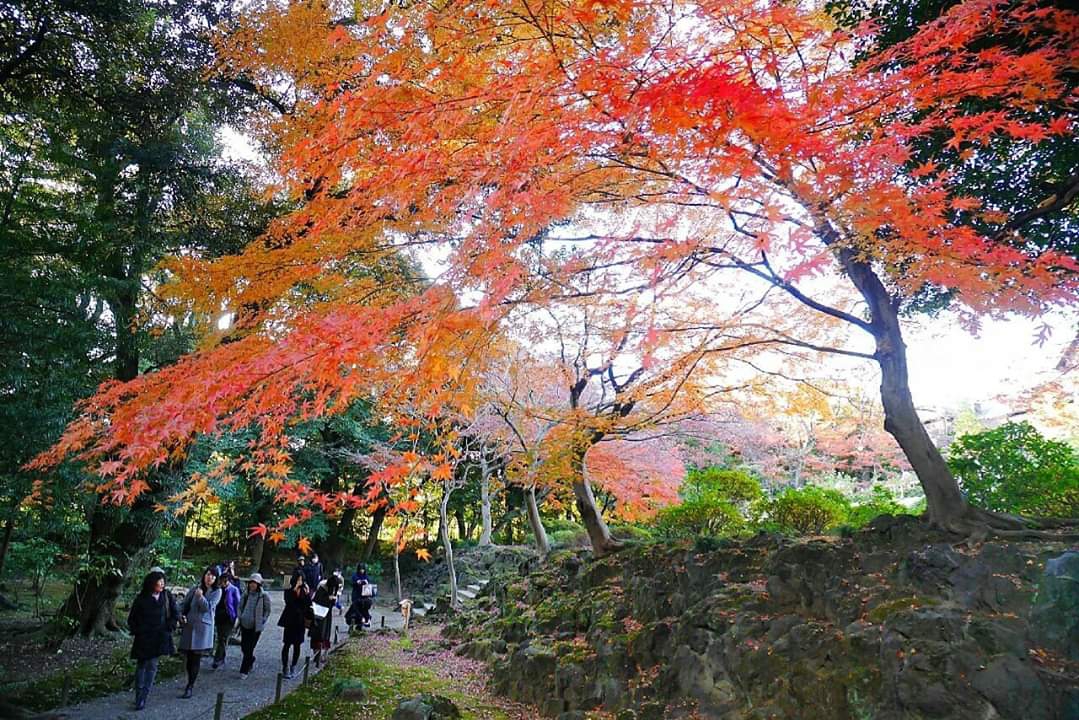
[239,673,248,680]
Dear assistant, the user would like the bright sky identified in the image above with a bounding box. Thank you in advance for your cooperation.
[216,128,1077,415]
[903,310,1075,410]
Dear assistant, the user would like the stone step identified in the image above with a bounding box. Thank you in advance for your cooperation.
[423,602,436,610]
[456,588,477,600]
[412,607,427,617]
[477,579,489,586]
[465,584,482,593]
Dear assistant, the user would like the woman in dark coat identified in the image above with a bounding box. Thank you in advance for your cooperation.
[127,570,178,711]
[309,573,342,666]
[346,563,373,628]
[277,574,310,679]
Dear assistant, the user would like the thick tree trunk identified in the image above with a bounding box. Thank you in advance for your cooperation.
[478,454,493,547]
[0,515,14,578]
[321,502,357,571]
[250,534,266,575]
[393,544,402,603]
[454,509,467,543]
[440,481,459,610]
[571,478,621,556]
[524,485,550,555]
[62,493,164,635]
[839,251,971,528]
[362,505,386,562]
[569,442,622,556]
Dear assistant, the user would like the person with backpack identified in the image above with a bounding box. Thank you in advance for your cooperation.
[178,566,222,699]
[212,571,241,669]
[278,574,311,679]
[127,570,178,711]
[236,573,272,678]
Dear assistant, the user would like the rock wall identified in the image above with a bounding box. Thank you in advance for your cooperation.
[444,516,1079,719]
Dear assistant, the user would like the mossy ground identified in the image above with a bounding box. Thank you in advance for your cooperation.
[244,626,560,720]
[0,646,183,711]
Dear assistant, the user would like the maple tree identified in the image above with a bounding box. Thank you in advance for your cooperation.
[462,257,778,554]
[31,0,1079,545]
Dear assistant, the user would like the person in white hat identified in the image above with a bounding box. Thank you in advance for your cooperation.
[236,573,272,678]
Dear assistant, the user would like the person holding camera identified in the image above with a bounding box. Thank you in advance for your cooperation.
[236,573,272,678]
[178,566,222,699]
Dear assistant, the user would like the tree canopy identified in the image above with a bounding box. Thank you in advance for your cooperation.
[28,0,1079,548]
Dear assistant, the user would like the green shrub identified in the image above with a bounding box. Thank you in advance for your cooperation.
[760,486,851,534]
[651,468,763,539]
[682,467,763,505]
[847,485,911,528]
[544,519,588,548]
[610,523,655,542]
[653,498,745,538]
[948,421,1079,517]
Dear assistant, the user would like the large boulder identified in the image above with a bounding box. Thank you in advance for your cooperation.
[391,694,461,720]
[1031,550,1079,660]
[331,678,369,701]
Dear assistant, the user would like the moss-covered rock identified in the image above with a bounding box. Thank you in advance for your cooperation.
[444,516,1079,718]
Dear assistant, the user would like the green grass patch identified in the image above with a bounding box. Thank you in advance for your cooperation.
[0,647,183,712]
[245,649,513,720]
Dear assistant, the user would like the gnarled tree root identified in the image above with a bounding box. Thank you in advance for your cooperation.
[935,506,1079,544]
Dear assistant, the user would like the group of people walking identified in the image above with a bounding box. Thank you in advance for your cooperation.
[125,553,377,711]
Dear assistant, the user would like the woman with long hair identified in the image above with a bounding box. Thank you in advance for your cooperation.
[177,566,221,699]
[277,573,310,679]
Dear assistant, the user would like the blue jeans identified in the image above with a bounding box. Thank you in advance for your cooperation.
[134,657,158,704]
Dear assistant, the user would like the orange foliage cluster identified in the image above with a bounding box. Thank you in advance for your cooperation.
[29,0,1079,537]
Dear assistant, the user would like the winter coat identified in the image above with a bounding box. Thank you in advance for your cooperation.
[350,572,370,604]
[238,588,272,632]
[178,585,222,652]
[215,582,241,624]
[308,581,338,647]
[128,590,178,660]
[278,587,311,645]
[301,561,322,591]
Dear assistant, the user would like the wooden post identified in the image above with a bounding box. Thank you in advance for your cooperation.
[303,656,310,684]
[275,673,283,702]
[60,673,72,706]
[214,692,224,720]
[381,614,386,628]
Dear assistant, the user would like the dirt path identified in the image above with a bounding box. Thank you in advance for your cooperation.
[57,593,403,720]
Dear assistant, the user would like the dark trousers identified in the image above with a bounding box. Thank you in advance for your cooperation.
[184,651,202,687]
[213,620,234,664]
[239,627,261,674]
[347,599,372,625]
[281,641,301,670]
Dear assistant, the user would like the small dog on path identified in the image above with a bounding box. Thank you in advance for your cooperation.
[399,598,413,632]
